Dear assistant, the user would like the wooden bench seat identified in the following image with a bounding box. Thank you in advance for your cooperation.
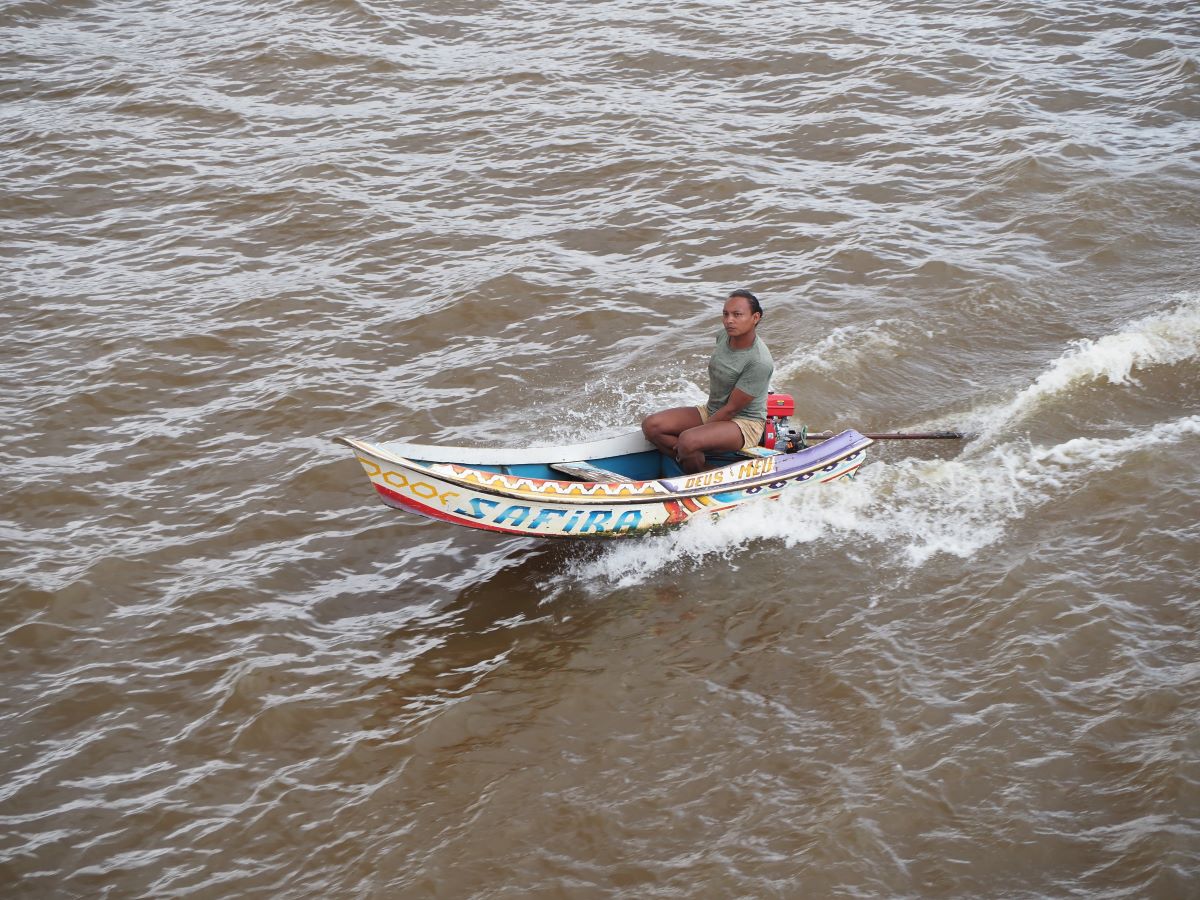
[550,462,635,483]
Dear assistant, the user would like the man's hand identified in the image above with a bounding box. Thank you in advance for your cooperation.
[708,387,754,422]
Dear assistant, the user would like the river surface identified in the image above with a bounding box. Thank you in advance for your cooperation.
[2,0,1199,896]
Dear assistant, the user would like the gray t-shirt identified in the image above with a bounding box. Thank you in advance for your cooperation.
[705,330,774,421]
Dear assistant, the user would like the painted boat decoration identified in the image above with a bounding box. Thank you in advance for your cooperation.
[336,416,872,539]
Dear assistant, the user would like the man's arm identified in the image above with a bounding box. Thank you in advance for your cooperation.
[711,356,771,423]
[708,387,755,422]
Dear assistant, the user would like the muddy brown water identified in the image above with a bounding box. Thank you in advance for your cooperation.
[2,0,1198,896]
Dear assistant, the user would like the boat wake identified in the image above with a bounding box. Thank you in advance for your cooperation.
[567,294,1200,591]
[566,414,1199,591]
[963,292,1200,445]
[772,318,906,381]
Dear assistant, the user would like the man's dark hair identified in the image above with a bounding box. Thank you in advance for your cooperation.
[728,289,763,318]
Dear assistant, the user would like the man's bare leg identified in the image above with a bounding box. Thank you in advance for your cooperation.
[641,407,703,458]
[642,409,747,474]
[674,421,745,474]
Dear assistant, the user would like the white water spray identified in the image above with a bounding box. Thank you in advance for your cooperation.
[772,319,906,381]
[966,293,1200,444]
[569,294,1200,590]
[569,415,1199,590]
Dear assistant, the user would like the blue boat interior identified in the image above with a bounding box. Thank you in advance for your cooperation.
[419,449,688,481]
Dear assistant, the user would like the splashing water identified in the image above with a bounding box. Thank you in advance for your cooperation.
[965,293,1200,443]
[569,296,1200,590]
[568,415,1199,590]
[773,319,906,382]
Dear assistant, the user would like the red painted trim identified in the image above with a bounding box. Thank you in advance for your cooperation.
[371,459,865,536]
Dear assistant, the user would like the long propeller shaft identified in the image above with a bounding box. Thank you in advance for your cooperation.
[805,430,967,441]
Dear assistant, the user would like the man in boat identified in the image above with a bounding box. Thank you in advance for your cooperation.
[641,289,774,474]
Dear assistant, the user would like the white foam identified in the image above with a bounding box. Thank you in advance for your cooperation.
[537,374,706,444]
[567,414,1200,591]
[772,319,905,381]
[559,295,1200,591]
[967,293,1200,443]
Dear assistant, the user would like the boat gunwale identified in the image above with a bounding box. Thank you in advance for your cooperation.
[334,430,655,467]
[338,432,873,506]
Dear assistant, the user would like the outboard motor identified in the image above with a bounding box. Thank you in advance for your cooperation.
[761,393,807,453]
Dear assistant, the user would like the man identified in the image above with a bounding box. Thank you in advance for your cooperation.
[641,289,774,474]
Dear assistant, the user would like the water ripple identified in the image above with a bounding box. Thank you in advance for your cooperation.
[2,0,1198,895]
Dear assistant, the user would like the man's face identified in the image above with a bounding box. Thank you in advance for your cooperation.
[722,296,759,339]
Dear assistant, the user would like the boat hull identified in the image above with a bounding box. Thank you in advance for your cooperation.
[338,430,872,539]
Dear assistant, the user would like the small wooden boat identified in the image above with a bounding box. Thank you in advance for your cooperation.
[336,396,872,537]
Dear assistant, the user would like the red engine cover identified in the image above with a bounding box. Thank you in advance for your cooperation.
[766,393,795,418]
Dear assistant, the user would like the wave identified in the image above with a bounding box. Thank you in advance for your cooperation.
[562,294,1200,590]
[772,318,905,381]
[567,413,1199,590]
[965,292,1200,443]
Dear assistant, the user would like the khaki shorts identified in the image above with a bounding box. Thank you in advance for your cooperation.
[695,405,765,450]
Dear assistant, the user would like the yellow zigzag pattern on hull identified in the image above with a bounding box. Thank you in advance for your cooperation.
[357,457,460,507]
